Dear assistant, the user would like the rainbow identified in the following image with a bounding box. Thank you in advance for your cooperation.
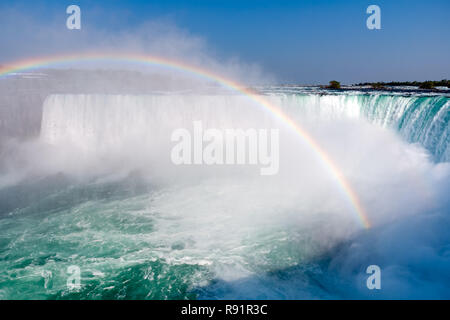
[0,53,371,229]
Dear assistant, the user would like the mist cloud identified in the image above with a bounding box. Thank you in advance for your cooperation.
[0,4,274,85]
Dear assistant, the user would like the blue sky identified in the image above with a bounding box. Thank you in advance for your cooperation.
[0,0,449,84]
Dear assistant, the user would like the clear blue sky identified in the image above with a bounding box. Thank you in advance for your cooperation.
[1,0,449,84]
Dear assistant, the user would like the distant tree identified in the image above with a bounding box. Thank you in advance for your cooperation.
[327,80,341,89]
[419,81,435,89]
[371,82,385,89]
[438,79,450,88]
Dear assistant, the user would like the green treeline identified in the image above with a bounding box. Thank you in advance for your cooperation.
[356,79,450,89]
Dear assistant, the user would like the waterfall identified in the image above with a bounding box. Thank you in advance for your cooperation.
[268,94,449,162]
[40,93,449,162]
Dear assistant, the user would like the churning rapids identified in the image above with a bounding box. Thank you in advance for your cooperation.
[0,79,449,299]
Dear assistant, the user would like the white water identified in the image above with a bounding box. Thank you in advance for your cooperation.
[41,93,449,162]
[0,92,448,298]
[35,93,449,229]
[40,94,274,151]
[268,93,449,162]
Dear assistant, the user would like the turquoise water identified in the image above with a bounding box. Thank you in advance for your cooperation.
[0,91,449,299]
[266,93,449,162]
[0,176,337,299]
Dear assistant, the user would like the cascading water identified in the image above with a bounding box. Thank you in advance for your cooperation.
[40,94,275,149]
[40,93,449,162]
[0,88,449,299]
[265,93,449,162]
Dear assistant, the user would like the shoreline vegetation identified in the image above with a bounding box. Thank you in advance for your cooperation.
[279,80,450,92]
[355,79,450,90]
[308,80,449,92]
